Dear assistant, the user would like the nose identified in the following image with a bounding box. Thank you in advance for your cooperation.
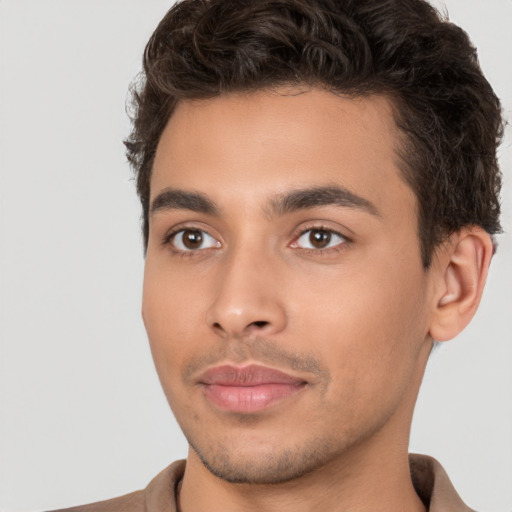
[205,248,287,338]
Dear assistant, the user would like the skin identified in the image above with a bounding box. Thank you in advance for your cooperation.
[142,88,493,512]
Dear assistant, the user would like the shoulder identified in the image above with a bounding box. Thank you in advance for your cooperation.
[46,490,144,512]
[46,491,144,512]
[409,454,476,512]
[46,460,186,512]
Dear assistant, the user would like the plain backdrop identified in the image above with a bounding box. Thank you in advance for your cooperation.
[0,1,511,511]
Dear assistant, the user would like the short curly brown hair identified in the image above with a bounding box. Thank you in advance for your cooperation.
[125,0,503,267]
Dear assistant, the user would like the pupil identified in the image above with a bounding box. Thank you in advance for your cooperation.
[310,229,331,248]
[183,230,203,249]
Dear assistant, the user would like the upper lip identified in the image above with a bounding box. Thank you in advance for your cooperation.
[199,364,307,386]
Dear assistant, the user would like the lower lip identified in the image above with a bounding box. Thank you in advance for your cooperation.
[202,383,306,413]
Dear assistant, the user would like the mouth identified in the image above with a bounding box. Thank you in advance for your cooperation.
[198,364,308,413]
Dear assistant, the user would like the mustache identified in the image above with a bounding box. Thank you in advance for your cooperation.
[183,336,331,384]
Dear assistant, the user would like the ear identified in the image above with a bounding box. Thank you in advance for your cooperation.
[428,227,494,342]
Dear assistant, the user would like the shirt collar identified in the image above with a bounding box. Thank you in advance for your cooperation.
[145,454,475,512]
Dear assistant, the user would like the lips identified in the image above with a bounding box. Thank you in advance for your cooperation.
[199,364,307,413]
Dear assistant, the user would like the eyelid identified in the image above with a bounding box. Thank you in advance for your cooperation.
[160,222,351,254]
[162,225,221,252]
[289,224,352,252]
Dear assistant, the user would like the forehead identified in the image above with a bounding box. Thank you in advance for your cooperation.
[151,88,414,219]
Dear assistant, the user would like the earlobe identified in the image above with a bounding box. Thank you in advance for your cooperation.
[429,227,494,342]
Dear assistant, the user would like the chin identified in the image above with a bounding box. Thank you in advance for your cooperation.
[188,435,340,484]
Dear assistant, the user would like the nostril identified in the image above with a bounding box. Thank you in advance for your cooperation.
[250,321,269,328]
[210,320,269,335]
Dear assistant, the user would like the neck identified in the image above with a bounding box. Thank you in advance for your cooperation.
[179,437,426,512]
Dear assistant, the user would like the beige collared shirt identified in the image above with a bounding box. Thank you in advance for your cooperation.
[50,454,475,511]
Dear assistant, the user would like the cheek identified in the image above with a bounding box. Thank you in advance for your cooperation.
[142,263,210,389]
[287,255,430,403]
[143,254,212,331]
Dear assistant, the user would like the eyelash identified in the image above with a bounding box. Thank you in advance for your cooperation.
[290,225,351,255]
[162,225,351,256]
[162,226,219,257]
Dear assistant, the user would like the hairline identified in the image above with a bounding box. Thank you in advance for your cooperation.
[142,84,432,265]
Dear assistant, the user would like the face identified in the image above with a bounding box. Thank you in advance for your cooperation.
[143,88,434,484]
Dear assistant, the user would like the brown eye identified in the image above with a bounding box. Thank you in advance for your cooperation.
[309,229,332,248]
[170,229,220,252]
[294,228,346,251]
[182,230,203,249]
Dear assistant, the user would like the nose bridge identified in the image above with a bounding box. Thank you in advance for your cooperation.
[206,239,287,337]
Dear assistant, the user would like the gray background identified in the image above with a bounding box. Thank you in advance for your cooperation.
[0,1,511,511]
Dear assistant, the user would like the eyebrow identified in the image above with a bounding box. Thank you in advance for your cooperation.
[149,185,379,218]
[150,188,218,216]
[268,185,380,217]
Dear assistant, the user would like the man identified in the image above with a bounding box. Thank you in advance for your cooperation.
[51,0,504,510]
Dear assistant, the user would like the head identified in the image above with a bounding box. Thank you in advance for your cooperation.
[126,0,503,486]
[126,0,503,268]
